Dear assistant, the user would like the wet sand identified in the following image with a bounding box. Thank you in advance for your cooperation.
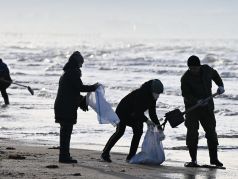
[0,138,236,179]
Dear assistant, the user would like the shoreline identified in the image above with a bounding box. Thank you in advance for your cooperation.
[0,138,236,179]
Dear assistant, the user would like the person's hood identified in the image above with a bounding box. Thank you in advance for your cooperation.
[63,51,84,71]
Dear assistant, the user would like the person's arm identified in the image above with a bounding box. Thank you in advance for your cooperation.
[78,81,98,92]
[211,67,225,94]
[211,67,224,87]
[148,102,163,130]
[72,71,98,92]
[148,101,160,125]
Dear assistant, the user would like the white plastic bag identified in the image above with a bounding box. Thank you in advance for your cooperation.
[129,125,165,165]
[86,86,120,126]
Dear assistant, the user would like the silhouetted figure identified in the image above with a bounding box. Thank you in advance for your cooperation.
[0,59,12,105]
[101,79,164,163]
[181,55,225,167]
[54,51,99,164]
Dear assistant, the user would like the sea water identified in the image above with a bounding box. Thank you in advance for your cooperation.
[0,34,237,168]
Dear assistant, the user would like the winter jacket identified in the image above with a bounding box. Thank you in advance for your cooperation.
[54,68,96,125]
[0,61,12,89]
[181,64,223,110]
[116,80,161,126]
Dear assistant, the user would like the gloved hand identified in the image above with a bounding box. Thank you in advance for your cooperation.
[79,96,89,112]
[146,120,155,127]
[157,124,163,131]
[217,86,225,94]
[197,99,208,107]
[93,82,102,90]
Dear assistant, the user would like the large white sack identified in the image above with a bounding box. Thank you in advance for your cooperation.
[86,86,120,126]
[129,125,165,165]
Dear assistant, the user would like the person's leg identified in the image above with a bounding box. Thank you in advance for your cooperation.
[1,89,9,105]
[101,122,126,162]
[126,123,143,161]
[200,109,223,166]
[185,111,200,164]
[60,124,73,157]
[59,123,77,163]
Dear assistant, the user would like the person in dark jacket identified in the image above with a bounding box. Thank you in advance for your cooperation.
[101,79,164,163]
[0,59,12,105]
[54,51,99,163]
[181,55,225,167]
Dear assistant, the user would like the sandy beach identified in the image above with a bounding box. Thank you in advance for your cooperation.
[0,138,236,179]
[1,0,238,178]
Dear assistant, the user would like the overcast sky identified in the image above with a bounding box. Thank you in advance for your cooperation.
[0,0,237,39]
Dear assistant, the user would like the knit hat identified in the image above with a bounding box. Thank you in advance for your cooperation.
[187,55,201,67]
[151,79,164,94]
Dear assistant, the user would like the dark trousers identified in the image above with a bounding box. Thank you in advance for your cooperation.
[59,124,73,158]
[185,107,218,161]
[103,121,143,160]
[1,89,9,105]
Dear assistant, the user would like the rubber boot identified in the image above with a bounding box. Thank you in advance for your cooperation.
[208,145,223,167]
[184,146,198,167]
[188,146,197,163]
[100,152,112,163]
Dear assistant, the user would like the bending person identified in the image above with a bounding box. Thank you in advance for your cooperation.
[101,79,164,162]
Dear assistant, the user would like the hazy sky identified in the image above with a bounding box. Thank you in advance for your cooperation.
[0,0,237,39]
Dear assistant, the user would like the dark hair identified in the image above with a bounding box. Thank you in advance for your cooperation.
[187,55,201,67]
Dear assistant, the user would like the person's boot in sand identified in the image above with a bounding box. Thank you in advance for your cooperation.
[59,155,77,164]
[184,146,199,167]
[100,153,112,163]
[209,145,223,167]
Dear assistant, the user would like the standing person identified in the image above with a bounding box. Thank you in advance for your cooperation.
[101,79,164,163]
[54,51,100,164]
[0,59,12,105]
[181,55,225,167]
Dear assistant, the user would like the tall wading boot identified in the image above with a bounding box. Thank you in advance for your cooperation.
[189,146,197,163]
[185,146,199,167]
[208,145,223,167]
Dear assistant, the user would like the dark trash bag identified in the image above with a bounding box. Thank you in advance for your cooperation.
[165,109,185,128]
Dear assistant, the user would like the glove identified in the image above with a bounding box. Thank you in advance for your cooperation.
[93,82,103,90]
[197,99,208,107]
[146,120,155,127]
[217,86,225,94]
[157,124,163,131]
[79,96,88,112]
